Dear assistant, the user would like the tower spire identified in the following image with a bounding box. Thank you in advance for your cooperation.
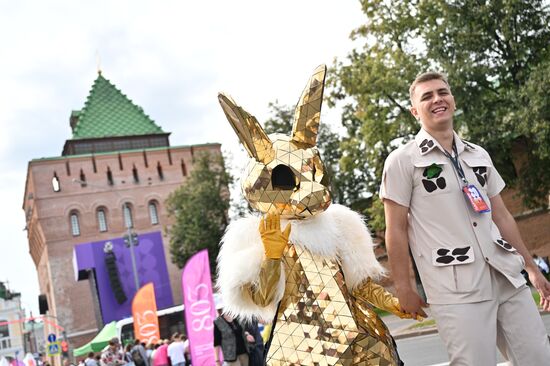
[96,50,102,75]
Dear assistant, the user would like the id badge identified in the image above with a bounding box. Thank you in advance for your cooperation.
[462,185,491,213]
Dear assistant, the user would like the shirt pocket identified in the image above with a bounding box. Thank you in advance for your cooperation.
[413,160,452,197]
[461,157,491,191]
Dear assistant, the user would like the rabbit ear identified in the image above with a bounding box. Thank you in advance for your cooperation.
[291,65,327,147]
[218,93,274,163]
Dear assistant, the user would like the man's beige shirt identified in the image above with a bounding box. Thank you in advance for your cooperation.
[380,128,526,304]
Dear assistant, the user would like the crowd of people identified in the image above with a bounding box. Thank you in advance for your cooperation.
[74,319,266,366]
[77,334,191,366]
[213,314,266,366]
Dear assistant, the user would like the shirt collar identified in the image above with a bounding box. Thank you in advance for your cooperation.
[414,129,475,156]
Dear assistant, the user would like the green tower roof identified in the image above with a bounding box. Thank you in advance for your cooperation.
[71,73,165,139]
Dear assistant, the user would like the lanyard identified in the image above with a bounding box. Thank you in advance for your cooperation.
[443,139,468,187]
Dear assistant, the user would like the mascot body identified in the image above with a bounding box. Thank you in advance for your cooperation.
[217,66,410,366]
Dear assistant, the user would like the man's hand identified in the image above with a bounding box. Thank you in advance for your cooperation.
[245,331,255,343]
[527,267,550,311]
[259,213,291,259]
[396,287,428,319]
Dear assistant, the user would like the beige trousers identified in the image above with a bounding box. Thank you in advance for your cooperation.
[430,267,550,366]
[223,353,249,366]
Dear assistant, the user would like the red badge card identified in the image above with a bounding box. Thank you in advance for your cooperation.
[462,185,490,213]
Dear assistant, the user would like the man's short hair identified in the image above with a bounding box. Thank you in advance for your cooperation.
[409,71,450,101]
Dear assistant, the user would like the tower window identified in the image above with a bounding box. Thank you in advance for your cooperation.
[132,165,139,183]
[143,150,149,167]
[181,160,187,177]
[123,204,133,229]
[97,208,108,232]
[157,162,164,180]
[52,173,61,192]
[70,211,81,236]
[79,169,87,187]
[149,201,159,225]
[107,167,114,185]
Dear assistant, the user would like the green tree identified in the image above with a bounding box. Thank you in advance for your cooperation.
[330,0,550,230]
[166,152,232,272]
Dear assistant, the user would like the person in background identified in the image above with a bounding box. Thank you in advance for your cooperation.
[182,336,190,366]
[244,320,264,366]
[100,339,125,366]
[131,340,149,366]
[84,353,97,366]
[145,343,155,366]
[213,313,249,366]
[152,340,169,366]
[124,344,134,366]
[167,334,186,366]
[534,254,550,276]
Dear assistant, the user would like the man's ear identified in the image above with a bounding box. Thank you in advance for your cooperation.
[410,106,419,120]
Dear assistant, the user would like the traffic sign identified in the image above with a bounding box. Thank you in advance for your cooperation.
[47,333,56,343]
[47,341,61,356]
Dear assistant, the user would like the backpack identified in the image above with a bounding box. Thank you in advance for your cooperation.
[131,347,146,366]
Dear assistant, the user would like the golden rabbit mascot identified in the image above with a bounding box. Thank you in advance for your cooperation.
[217,65,412,366]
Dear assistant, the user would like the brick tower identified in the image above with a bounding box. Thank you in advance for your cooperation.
[22,72,221,349]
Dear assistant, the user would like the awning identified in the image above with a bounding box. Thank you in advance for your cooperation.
[73,321,117,357]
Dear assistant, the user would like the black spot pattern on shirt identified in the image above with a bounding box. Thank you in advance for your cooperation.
[422,166,447,193]
[419,139,435,153]
[495,238,515,252]
[435,246,472,265]
[473,167,488,187]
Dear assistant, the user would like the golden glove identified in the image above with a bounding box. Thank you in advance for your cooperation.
[242,258,281,307]
[354,277,423,321]
[259,213,291,259]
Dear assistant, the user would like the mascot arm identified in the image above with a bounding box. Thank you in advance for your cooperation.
[353,278,421,320]
[241,258,282,307]
[240,213,289,307]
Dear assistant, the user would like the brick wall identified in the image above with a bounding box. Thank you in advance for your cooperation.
[23,144,221,347]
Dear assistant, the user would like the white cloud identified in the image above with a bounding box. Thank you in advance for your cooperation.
[0,0,365,315]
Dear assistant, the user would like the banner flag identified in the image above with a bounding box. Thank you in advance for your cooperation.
[182,249,217,365]
[132,283,160,344]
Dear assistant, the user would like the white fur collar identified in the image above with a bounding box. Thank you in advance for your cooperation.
[216,204,385,321]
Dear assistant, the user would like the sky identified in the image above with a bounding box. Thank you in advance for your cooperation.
[0,0,366,316]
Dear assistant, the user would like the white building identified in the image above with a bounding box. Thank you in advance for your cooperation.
[0,283,25,359]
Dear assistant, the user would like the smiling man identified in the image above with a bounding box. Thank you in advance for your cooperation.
[380,71,550,365]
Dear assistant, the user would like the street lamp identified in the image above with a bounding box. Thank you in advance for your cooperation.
[121,208,140,291]
[72,179,140,291]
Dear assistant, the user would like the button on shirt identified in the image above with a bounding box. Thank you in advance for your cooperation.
[380,128,526,305]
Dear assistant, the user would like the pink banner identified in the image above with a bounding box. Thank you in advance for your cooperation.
[182,249,217,366]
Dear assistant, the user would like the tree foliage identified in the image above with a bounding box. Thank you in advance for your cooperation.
[166,152,232,272]
[330,0,550,230]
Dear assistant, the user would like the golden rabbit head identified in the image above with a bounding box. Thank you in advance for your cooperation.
[218,65,331,219]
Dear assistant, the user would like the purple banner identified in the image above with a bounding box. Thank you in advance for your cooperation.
[74,231,173,322]
[182,250,216,366]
